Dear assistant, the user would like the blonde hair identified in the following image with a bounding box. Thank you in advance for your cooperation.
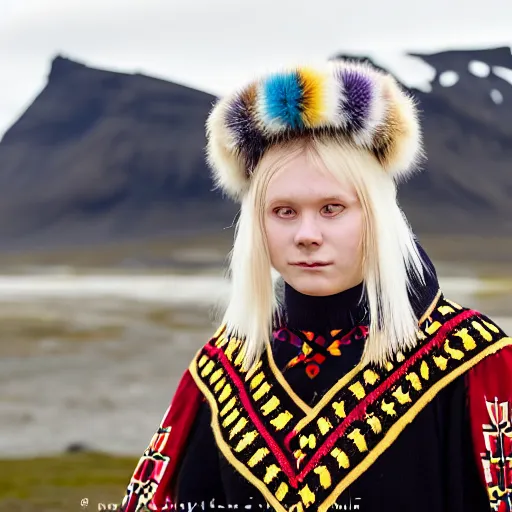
[219,137,425,373]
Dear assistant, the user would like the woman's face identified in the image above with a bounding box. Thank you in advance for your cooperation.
[264,151,364,296]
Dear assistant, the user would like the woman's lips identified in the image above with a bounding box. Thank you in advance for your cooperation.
[292,262,331,268]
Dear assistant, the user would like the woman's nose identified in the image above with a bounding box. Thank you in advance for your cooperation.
[294,217,323,246]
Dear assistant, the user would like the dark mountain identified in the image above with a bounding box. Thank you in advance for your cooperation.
[0,56,236,251]
[0,49,512,254]
[332,48,512,235]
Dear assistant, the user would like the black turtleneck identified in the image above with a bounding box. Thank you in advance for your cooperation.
[283,281,367,333]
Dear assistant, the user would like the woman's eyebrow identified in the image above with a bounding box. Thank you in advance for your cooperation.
[322,195,346,202]
[267,195,347,204]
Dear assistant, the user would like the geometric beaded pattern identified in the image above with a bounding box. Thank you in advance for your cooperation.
[480,398,512,511]
[275,325,369,379]
[189,294,512,512]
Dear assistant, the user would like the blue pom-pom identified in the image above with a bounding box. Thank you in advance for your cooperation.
[261,72,304,129]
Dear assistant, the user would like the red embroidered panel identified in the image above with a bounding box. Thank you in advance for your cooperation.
[120,369,203,511]
[468,344,512,512]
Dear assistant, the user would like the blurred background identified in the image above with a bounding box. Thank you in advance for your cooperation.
[1,0,512,510]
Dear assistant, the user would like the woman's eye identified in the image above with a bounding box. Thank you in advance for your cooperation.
[274,207,296,218]
[322,204,344,215]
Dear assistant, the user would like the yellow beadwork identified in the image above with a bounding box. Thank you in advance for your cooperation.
[253,382,271,401]
[247,447,270,467]
[234,348,246,367]
[270,411,293,430]
[219,396,237,416]
[222,409,240,427]
[445,299,462,309]
[314,465,332,489]
[261,396,280,417]
[433,355,448,370]
[294,449,306,461]
[392,386,412,405]
[405,372,422,391]
[298,485,315,506]
[234,430,259,452]
[348,382,366,399]
[317,417,333,435]
[332,401,346,418]
[201,360,215,377]
[444,339,464,360]
[225,338,240,361]
[250,371,265,390]
[276,482,289,501]
[300,434,317,450]
[209,368,224,384]
[218,383,233,403]
[243,359,262,382]
[483,320,499,333]
[471,322,492,342]
[214,331,228,348]
[263,464,281,484]
[366,414,382,434]
[426,321,442,335]
[420,361,430,380]
[214,377,226,393]
[229,417,248,439]
[347,428,368,452]
[381,399,396,416]
[438,305,455,315]
[331,448,350,468]
[363,369,380,385]
[212,323,225,339]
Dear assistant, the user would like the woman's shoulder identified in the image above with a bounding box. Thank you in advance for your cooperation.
[433,294,512,386]
[427,293,510,343]
[188,323,249,376]
[459,302,512,381]
[416,293,511,396]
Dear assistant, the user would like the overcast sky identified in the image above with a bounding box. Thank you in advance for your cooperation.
[1,0,512,139]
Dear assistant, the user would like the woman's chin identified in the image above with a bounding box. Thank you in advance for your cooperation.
[289,275,341,297]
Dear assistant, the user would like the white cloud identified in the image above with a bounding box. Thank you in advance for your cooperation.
[1,0,512,138]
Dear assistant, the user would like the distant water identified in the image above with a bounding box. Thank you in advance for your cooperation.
[0,272,507,301]
[0,274,231,305]
[0,272,509,458]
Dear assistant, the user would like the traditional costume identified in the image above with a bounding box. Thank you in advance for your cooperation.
[120,59,512,512]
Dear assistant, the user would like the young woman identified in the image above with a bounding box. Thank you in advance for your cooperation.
[120,59,512,512]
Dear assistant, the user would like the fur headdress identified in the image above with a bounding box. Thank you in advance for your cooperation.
[205,59,424,201]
